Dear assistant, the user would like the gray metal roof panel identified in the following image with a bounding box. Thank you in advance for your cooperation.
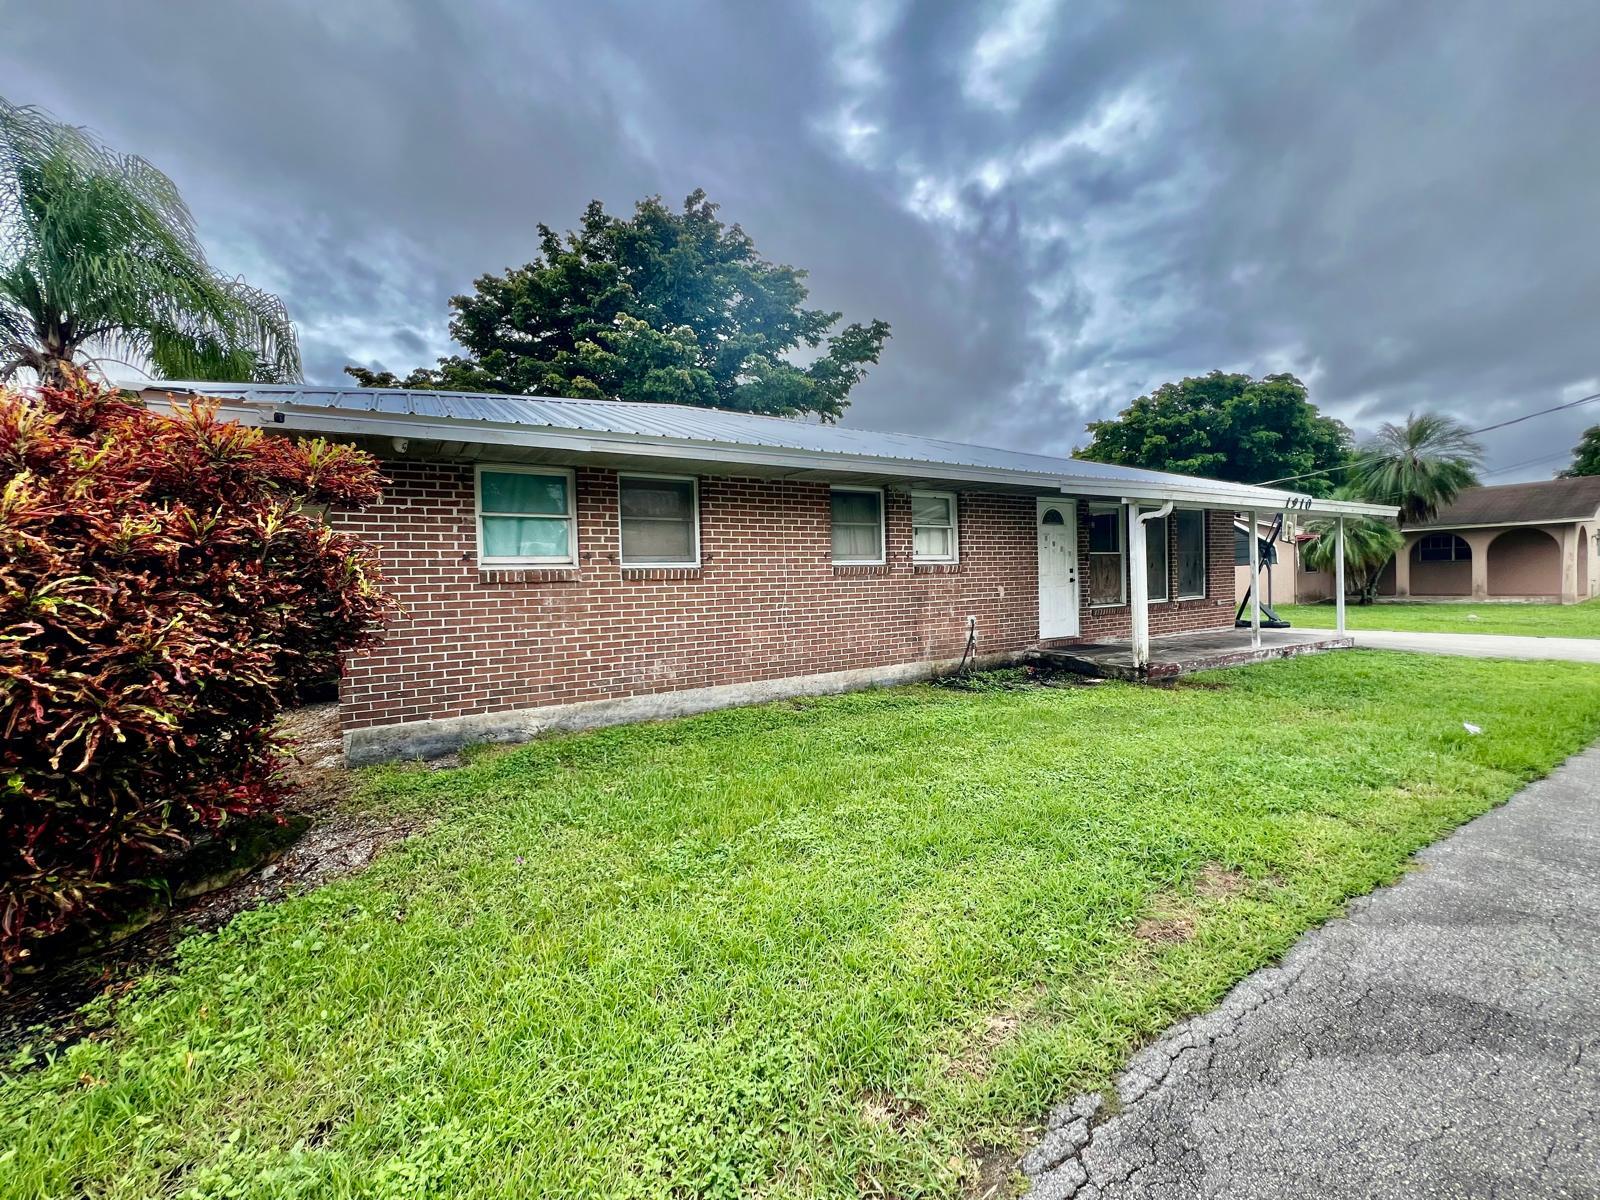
[143,382,1381,512]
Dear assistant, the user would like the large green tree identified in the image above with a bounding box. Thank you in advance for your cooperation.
[348,190,890,420]
[1559,425,1600,477]
[1348,412,1482,525]
[0,99,300,384]
[1078,371,1352,495]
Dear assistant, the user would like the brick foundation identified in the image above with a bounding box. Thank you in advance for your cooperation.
[328,462,1238,747]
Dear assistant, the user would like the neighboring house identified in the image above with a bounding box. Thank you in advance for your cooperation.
[1373,477,1600,603]
[1232,516,1336,606]
[143,385,1390,762]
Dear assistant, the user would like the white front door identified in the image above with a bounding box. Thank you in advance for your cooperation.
[1037,500,1080,639]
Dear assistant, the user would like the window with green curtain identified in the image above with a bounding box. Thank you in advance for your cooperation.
[620,476,698,565]
[1176,509,1207,598]
[478,468,574,563]
[1144,513,1169,601]
[911,492,957,561]
[831,489,883,562]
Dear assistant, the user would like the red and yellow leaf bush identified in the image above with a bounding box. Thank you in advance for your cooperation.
[0,378,391,978]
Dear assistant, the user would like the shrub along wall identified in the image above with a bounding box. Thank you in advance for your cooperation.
[0,380,391,978]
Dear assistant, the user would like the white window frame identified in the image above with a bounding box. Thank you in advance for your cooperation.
[1144,511,1170,603]
[1175,508,1208,600]
[830,485,886,565]
[1087,503,1126,607]
[910,489,960,564]
[618,472,701,568]
[474,464,578,567]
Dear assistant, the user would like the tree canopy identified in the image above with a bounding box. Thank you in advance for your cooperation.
[1560,425,1600,477]
[0,98,300,385]
[1348,411,1482,525]
[347,190,890,420]
[1077,371,1351,495]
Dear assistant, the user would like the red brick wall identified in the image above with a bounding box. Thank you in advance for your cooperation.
[329,462,1237,732]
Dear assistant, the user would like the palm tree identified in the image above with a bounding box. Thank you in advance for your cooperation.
[1300,486,1405,604]
[1349,412,1483,526]
[0,98,299,385]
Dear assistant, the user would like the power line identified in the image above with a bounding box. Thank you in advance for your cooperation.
[1257,389,1600,488]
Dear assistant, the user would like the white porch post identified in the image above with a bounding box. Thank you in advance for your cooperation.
[1127,500,1174,671]
[1335,516,1347,637]
[1128,503,1149,669]
[1248,508,1262,649]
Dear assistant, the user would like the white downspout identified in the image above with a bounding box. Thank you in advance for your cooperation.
[1126,500,1175,670]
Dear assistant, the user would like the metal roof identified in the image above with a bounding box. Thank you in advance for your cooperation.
[140,382,1396,518]
[1408,476,1600,530]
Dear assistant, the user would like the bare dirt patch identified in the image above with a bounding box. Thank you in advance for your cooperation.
[1193,862,1249,900]
[859,1089,928,1133]
[1134,862,1251,946]
[940,986,1046,1082]
[965,1143,1021,1199]
[1134,910,1198,945]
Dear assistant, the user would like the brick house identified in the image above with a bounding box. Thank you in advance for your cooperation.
[145,385,1392,762]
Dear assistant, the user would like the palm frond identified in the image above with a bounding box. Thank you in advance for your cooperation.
[0,96,301,382]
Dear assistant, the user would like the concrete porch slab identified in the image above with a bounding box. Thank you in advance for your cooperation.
[1029,627,1354,681]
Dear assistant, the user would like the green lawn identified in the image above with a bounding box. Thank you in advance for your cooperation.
[1280,599,1600,638]
[6,654,1600,1199]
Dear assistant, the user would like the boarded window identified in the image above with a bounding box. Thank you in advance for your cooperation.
[1088,507,1124,605]
[478,468,575,564]
[1176,509,1207,598]
[831,489,884,563]
[620,476,698,565]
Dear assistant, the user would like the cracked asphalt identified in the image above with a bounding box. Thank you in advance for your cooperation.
[1023,744,1600,1200]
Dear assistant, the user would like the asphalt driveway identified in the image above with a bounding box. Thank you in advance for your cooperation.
[1021,745,1600,1200]
[1349,629,1600,662]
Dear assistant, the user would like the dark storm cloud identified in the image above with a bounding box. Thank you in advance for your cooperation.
[5,0,1598,480]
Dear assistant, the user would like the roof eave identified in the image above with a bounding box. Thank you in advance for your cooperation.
[148,391,1397,518]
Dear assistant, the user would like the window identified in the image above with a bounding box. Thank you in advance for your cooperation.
[831,487,885,564]
[1416,533,1470,562]
[1144,512,1169,602]
[1176,509,1207,599]
[911,491,958,563]
[1087,505,1125,606]
[620,475,699,566]
[476,466,576,565]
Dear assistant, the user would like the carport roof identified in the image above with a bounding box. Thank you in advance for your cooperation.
[1409,477,1600,530]
[137,382,1396,518]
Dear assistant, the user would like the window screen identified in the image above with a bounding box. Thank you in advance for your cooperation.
[831,489,884,563]
[1176,509,1207,598]
[911,492,957,562]
[1145,514,1169,602]
[620,476,698,565]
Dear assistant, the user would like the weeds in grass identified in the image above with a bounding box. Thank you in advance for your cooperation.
[3,652,1599,1199]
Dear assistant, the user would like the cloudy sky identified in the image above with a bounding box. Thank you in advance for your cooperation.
[6,0,1598,480]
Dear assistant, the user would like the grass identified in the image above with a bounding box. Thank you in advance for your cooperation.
[1279,599,1600,637]
[5,653,1600,1199]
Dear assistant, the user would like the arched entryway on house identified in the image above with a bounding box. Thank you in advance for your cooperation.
[1486,527,1561,597]
[1580,527,1591,598]
[1410,533,1471,596]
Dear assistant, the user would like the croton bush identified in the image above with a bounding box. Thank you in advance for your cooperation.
[0,378,391,978]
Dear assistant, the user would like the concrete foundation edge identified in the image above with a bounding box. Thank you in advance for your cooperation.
[342,650,1027,765]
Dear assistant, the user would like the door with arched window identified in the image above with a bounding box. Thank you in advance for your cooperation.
[1037,501,1080,639]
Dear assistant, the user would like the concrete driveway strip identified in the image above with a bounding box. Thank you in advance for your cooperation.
[1349,629,1600,662]
[1022,745,1600,1200]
